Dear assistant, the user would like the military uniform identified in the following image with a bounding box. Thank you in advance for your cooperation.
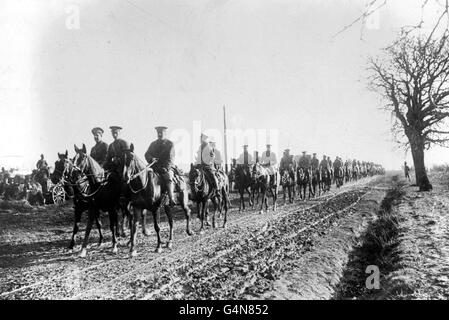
[311,155,319,171]
[236,149,254,165]
[212,147,223,170]
[104,138,130,172]
[298,154,310,169]
[145,136,176,200]
[90,141,109,167]
[260,150,278,175]
[195,139,218,190]
[333,157,342,170]
[279,153,295,183]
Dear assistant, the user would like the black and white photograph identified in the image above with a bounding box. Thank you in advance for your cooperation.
[1,0,449,307]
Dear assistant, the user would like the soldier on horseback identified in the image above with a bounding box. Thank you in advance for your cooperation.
[260,144,278,186]
[297,151,310,170]
[279,149,294,177]
[311,153,319,171]
[236,145,254,166]
[145,126,176,206]
[90,127,109,167]
[104,126,131,176]
[195,133,219,193]
[36,154,49,175]
[36,154,50,195]
[209,139,223,171]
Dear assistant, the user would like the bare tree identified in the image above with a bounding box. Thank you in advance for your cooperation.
[368,32,449,190]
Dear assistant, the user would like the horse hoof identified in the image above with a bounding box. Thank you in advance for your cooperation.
[186,229,194,236]
[126,241,131,247]
[222,223,227,229]
[130,250,138,257]
[155,247,163,254]
[166,242,173,249]
[112,246,118,254]
[79,249,87,258]
[143,229,150,237]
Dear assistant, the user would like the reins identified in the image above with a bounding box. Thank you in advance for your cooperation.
[126,159,157,194]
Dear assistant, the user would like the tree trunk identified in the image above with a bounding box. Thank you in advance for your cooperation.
[410,142,432,191]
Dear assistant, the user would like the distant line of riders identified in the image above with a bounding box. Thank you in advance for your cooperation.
[3,125,384,258]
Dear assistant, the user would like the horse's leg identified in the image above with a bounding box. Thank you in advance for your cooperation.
[247,187,253,207]
[238,189,243,212]
[181,190,194,236]
[259,189,266,214]
[80,208,95,258]
[129,207,140,257]
[68,209,82,250]
[108,208,118,254]
[164,205,174,249]
[199,201,206,233]
[142,209,150,236]
[95,213,103,247]
[153,208,163,253]
[222,189,229,228]
[211,197,218,229]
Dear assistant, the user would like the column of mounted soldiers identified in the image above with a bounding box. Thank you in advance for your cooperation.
[36,125,385,201]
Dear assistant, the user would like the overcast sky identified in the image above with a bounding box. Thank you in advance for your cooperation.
[0,0,447,171]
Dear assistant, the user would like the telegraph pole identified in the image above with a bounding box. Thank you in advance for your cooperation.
[223,105,229,174]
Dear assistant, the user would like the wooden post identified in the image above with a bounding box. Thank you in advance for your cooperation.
[223,105,229,174]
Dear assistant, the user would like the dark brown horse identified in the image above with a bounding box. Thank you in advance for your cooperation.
[123,146,194,256]
[296,167,312,200]
[320,167,331,192]
[334,166,344,188]
[251,163,278,214]
[189,164,230,231]
[73,144,124,257]
[280,167,294,204]
[311,168,321,197]
[63,156,103,251]
[234,165,254,212]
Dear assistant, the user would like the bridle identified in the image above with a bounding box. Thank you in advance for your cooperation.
[124,155,157,194]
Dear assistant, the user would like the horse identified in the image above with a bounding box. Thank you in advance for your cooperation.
[62,156,103,250]
[123,145,194,256]
[344,164,352,183]
[251,163,278,214]
[320,167,331,192]
[189,164,230,231]
[334,166,344,188]
[72,144,125,257]
[310,168,321,197]
[234,164,254,212]
[280,167,294,204]
[296,167,312,200]
[352,165,359,181]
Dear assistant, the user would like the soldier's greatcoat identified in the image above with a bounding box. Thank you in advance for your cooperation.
[145,139,175,171]
[90,141,108,167]
[260,151,278,175]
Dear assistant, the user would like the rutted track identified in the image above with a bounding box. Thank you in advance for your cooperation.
[0,176,385,299]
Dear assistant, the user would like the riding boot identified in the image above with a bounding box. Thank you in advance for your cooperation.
[167,181,176,206]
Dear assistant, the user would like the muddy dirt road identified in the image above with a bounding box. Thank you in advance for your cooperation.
[0,175,391,300]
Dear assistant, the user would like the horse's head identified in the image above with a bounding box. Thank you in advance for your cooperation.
[58,150,68,161]
[251,163,263,180]
[74,143,88,173]
[123,143,138,182]
[188,164,203,191]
